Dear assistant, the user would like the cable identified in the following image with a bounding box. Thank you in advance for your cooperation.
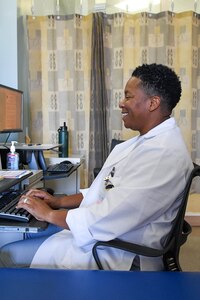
[2,133,11,150]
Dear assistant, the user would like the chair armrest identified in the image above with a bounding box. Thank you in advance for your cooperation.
[92,239,168,270]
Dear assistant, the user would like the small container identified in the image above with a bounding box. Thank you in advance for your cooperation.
[58,122,69,157]
[7,141,19,170]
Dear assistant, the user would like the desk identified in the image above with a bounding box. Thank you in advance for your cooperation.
[0,143,60,170]
[0,143,60,151]
[0,145,82,194]
[44,156,83,194]
[0,269,200,300]
[0,171,32,193]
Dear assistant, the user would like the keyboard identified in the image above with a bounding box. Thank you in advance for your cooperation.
[47,162,74,174]
[0,191,31,222]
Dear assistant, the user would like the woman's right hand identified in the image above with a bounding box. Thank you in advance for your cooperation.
[24,189,59,209]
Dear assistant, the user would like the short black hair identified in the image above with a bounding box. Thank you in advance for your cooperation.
[132,64,182,112]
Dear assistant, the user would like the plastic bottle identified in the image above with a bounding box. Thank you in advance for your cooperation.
[7,141,19,170]
[58,122,69,157]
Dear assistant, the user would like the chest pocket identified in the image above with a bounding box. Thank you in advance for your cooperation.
[105,176,121,190]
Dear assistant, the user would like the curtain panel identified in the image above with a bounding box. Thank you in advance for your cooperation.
[88,13,109,184]
[26,14,92,187]
[26,11,200,187]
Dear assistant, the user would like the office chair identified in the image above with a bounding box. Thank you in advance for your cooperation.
[93,139,124,178]
[92,163,200,271]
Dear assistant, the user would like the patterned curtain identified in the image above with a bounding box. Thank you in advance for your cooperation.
[26,11,200,187]
[26,15,92,187]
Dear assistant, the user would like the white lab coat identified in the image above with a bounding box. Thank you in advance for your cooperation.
[31,118,193,271]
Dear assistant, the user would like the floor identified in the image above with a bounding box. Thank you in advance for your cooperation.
[179,226,200,272]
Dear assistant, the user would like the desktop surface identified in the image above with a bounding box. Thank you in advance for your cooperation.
[0,171,32,193]
[0,143,60,150]
[0,269,200,300]
[0,144,60,170]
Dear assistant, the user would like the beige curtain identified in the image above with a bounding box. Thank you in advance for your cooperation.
[27,11,200,187]
[102,11,195,149]
[27,15,92,187]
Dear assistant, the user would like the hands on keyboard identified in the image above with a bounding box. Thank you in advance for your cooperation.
[0,191,31,222]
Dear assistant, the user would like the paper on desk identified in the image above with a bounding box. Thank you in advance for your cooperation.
[0,170,32,178]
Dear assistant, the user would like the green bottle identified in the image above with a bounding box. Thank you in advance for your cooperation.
[58,122,69,157]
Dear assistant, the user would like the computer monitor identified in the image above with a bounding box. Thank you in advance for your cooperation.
[0,84,23,133]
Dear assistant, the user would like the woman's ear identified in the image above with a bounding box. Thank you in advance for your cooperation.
[149,96,161,111]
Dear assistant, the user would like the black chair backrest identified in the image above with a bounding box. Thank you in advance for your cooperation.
[92,163,200,271]
[94,139,125,178]
[163,163,200,270]
[110,139,124,152]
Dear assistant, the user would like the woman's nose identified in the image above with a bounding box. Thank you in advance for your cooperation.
[119,97,125,108]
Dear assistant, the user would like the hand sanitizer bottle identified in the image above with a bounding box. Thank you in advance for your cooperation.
[7,141,19,170]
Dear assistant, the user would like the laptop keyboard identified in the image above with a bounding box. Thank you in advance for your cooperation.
[0,191,31,222]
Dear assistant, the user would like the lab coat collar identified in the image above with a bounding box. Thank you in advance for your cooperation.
[102,135,144,169]
[143,117,176,139]
[103,117,176,169]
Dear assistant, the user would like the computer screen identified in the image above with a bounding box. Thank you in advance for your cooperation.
[0,84,23,133]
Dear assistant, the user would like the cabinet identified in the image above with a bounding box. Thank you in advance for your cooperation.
[44,156,83,195]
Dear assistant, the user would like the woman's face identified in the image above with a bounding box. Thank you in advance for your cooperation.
[119,77,152,134]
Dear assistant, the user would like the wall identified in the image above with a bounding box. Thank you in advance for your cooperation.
[18,0,96,16]
[0,0,20,142]
[0,0,17,88]
[0,1,23,240]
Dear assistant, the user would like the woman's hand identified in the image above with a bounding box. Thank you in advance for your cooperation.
[25,189,59,209]
[17,195,53,222]
[17,195,68,228]
[23,188,83,210]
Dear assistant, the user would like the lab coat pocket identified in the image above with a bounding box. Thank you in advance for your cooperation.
[105,176,121,190]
